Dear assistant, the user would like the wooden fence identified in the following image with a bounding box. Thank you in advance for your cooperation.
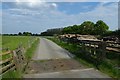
[0,37,38,75]
[58,37,120,68]
[79,40,120,53]
[59,37,120,53]
[0,46,26,75]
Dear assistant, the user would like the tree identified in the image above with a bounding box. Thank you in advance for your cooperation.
[41,28,63,36]
[71,25,79,34]
[41,20,109,36]
[94,20,109,35]
[80,21,95,35]
[18,32,22,36]
[62,26,72,34]
[23,32,32,36]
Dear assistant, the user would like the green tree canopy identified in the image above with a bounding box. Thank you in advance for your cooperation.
[80,21,95,35]
[41,20,110,36]
[94,20,109,35]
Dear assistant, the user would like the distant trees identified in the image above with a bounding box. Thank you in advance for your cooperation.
[103,29,120,39]
[62,25,79,34]
[19,32,40,36]
[114,30,120,39]
[2,20,111,36]
[94,20,109,35]
[41,28,63,36]
[2,34,18,36]
[18,32,22,36]
[62,20,109,35]
[3,32,40,36]
[22,32,32,36]
[40,20,110,36]
[79,21,95,35]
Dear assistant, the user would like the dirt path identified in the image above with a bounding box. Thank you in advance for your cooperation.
[32,38,73,60]
[24,37,110,78]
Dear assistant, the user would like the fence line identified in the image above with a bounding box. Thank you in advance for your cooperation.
[0,46,26,75]
[58,36,120,68]
[59,37,120,53]
[0,37,37,75]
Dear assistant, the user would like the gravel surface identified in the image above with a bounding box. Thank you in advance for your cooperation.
[24,68,110,78]
[32,38,73,60]
[24,37,111,78]
[25,58,87,74]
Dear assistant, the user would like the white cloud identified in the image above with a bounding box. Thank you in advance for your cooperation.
[79,2,118,30]
[13,0,58,11]
[2,2,118,34]
[51,3,57,8]
[15,0,46,8]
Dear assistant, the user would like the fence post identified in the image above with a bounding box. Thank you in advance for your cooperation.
[89,43,91,53]
[81,41,85,52]
[12,50,20,71]
[98,41,106,61]
[20,47,26,64]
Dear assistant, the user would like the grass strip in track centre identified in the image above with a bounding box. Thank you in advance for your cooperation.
[47,37,120,78]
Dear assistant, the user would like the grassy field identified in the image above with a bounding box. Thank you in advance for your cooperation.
[2,36,33,50]
[2,36,37,60]
[0,35,1,61]
[1,36,39,78]
[47,37,120,78]
[2,38,39,78]
[0,35,1,43]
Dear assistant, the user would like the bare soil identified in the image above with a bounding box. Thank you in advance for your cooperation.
[25,58,87,74]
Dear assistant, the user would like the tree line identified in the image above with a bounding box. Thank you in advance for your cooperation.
[41,28,63,36]
[2,32,40,36]
[40,20,120,39]
[41,20,109,35]
[62,20,109,35]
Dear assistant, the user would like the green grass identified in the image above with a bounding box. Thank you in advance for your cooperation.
[25,38,39,60]
[0,35,2,48]
[2,36,32,50]
[47,37,120,78]
[47,37,94,68]
[2,36,36,61]
[2,70,22,79]
[99,61,120,78]
[2,38,39,79]
[0,35,2,61]
[1,36,39,78]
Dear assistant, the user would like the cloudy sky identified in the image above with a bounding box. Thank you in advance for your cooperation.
[1,0,118,34]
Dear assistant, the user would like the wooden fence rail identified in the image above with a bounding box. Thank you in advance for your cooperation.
[58,37,120,68]
[0,47,26,75]
[0,37,38,75]
[59,37,120,53]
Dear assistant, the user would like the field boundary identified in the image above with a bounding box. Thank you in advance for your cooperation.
[1,36,39,77]
[0,46,26,75]
[58,36,120,66]
[47,36,120,78]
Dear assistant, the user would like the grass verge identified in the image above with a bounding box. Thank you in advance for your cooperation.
[25,38,39,61]
[47,37,94,68]
[47,37,120,78]
[2,37,40,78]
[2,70,22,79]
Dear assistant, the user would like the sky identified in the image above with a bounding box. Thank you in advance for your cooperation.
[1,0,119,34]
